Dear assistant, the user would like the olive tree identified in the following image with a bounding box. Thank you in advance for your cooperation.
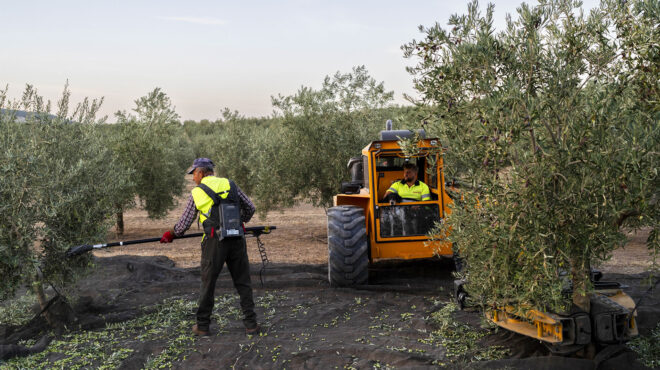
[403,0,659,312]
[183,118,217,159]
[111,88,194,234]
[0,84,131,322]
[179,69,423,217]
[263,66,397,211]
[205,109,276,197]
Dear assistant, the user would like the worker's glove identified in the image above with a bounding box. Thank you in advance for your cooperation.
[160,230,174,243]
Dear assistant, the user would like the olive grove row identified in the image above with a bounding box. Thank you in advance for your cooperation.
[1,0,657,318]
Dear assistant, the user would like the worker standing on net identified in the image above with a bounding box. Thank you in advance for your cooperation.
[160,157,260,336]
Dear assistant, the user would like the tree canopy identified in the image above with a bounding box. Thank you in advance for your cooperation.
[111,88,194,232]
[182,66,421,216]
[404,0,659,312]
[0,84,131,300]
[266,65,398,210]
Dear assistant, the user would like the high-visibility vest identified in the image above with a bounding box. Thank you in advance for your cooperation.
[387,180,431,201]
[191,176,231,224]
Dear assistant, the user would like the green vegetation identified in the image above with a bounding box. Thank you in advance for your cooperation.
[5,297,195,369]
[0,291,36,327]
[111,88,194,234]
[0,84,196,321]
[183,109,279,211]
[2,292,281,369]
[1,65,411,326]
[405,0,659,312]
[0,84,131,309]
[265,65,397,209]
[423,303,509,364]
[628,322,660,368]
[2,1,658,366]
[183,66,423,215]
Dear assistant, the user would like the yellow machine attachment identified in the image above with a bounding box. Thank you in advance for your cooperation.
[486,306,572,344]
[327,123,455,286]
[456,277,639,352]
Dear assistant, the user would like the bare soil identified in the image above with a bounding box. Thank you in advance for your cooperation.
[1,178,658,369]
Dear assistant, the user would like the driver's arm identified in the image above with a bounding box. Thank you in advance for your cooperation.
[420,183,431,201]
[383,183,401,203]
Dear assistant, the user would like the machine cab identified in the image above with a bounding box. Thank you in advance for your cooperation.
[373,154,443,239]
[329,123,454,287]
[334,126,453,260]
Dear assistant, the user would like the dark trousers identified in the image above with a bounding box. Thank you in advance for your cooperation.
[196,235,257,330]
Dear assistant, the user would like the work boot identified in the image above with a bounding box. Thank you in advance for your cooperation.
[192,324,210,336]
[245,324,261,335]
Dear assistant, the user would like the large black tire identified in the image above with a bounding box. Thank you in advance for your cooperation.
[327,205,369,286]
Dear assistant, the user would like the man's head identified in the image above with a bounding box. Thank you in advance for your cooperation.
[403,163,418,184]
[188,158,215,184]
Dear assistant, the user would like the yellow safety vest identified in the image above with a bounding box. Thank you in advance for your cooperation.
[387,180,431,201]
[191,176,231,224]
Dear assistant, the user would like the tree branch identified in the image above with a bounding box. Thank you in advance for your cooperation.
[616,209,640,228]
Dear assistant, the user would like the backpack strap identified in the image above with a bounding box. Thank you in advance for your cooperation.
[227,180,238,203]
[197,182,230,206]
[197,181,240,228]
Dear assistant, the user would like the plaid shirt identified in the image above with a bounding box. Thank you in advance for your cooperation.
[173,183,255,236]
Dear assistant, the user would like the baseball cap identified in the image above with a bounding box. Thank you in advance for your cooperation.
[187,157,215,174]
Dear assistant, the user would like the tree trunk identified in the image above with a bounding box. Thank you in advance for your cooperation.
[32,281,55,327]
[571,263,590,313]
[116,208,124,236]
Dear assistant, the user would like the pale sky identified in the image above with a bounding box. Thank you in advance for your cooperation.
[1,0,599,121]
